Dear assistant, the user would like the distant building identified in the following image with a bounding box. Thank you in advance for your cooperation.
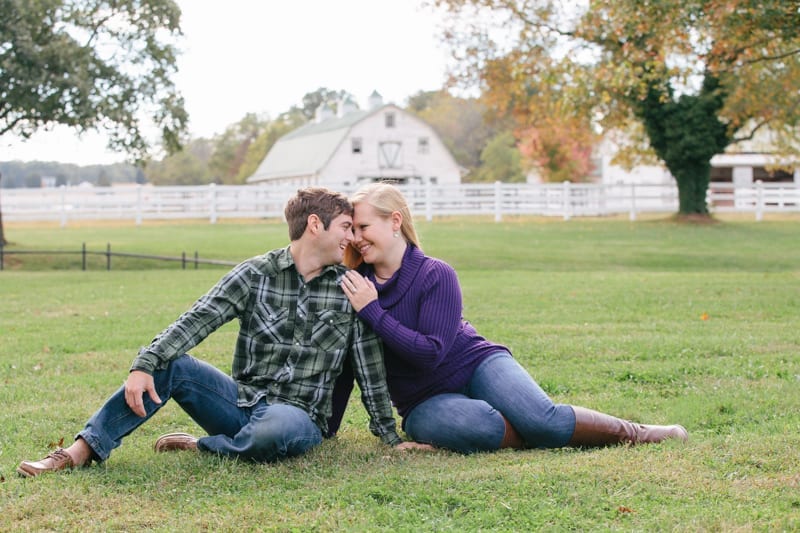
[247,91,461,187]
[592,131,799,188]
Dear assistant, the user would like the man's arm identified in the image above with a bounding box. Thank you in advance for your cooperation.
[349,318,402,446]
[130,261,253,373]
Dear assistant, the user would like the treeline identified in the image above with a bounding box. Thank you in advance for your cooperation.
[1,87,531,188]
[0,161,144,188]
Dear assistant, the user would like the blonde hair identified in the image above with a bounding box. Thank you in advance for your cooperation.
[344,182,422,268]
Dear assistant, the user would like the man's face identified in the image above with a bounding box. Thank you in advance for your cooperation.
[320,213,354,264]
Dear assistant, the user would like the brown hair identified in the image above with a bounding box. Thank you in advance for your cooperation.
[284,187,353,241]
[344,182,421,268]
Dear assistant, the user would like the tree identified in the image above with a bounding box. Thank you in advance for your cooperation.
[1,0,188,238]
[293,88,354,121]
[433,0,800,216]
[1,0,188,158]
[407,90,499,179]
[144,138,213,185]
[209,113,269,185]
[0,172,5,246]
[235,112,306,183]
[472,131,525,183]
[517,115,597,183]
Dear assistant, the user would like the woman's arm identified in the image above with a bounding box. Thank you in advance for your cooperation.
[343,261,463,371]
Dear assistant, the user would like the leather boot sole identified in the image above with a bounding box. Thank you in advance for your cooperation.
[154,432,199,453]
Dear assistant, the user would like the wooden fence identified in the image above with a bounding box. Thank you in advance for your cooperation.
[1,181,798,226]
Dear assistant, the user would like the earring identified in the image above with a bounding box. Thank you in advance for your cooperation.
[393,231,399,238]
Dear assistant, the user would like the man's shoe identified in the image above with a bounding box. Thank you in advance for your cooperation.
[17,449,76,477]
[154,432,198,453]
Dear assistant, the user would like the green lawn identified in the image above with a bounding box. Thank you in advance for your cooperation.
[1,216,799,531]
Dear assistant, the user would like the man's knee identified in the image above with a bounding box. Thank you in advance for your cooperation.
[249,404,322,460]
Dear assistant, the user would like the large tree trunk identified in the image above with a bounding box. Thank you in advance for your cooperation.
[0,173,6,246]
[635,74,730,217]
[670,162,711,215]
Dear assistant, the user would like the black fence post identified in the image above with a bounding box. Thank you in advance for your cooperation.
[194,251,199,270]
[106,243,111,271]
[181,251,186,270]
[82,242,87,271]
[0,244,4,271]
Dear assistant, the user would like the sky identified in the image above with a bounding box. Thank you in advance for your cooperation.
[1,0,451,166]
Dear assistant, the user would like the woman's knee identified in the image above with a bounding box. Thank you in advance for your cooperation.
[405,396,506,454]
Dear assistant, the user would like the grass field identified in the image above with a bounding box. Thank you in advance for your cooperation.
[1,215,799,531]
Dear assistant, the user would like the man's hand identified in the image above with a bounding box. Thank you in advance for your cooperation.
[396,441,437,452]
[124,370,162,417]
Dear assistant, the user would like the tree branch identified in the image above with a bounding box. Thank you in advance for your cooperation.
[743,48,800,65]
[730,118,771,144]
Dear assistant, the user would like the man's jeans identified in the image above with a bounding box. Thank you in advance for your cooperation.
[403,352,576,453]
[77,354,323,463]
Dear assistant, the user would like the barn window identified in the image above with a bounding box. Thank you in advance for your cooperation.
[418,137,429,154]
[351,137,362,154]
[385,112,395,128]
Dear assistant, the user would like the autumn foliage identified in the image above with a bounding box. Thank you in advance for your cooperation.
[433,0,800,214]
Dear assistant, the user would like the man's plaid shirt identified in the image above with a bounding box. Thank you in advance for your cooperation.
[131,245,401,445]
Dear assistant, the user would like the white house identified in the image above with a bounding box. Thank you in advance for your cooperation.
[246,91,461,188]
[596,130,800,188]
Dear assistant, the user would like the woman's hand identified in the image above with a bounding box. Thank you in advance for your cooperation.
[396,441,437,452]
[341,270,378,312]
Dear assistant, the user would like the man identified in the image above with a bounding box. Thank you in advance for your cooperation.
[18,187,401,477]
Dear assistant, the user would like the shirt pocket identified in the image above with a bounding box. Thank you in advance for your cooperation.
[250,302,291,345]
[311,309,351,352]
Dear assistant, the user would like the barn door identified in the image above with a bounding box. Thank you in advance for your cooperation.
[378,141,403,169]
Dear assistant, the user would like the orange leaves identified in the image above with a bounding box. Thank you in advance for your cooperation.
[517,117,597,183]
[700,312,710,321]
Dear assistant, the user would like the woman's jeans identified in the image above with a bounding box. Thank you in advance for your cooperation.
[77,354,322,463]
[404,352,576,453]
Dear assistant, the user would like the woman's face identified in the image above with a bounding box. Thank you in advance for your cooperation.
[352,202,395,265]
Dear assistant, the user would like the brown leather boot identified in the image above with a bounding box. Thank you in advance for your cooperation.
[568,406,688,447]
[499,415,525,449]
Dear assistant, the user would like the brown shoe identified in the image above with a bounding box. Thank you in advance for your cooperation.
[154,433,198,453]
[17,448,76,478]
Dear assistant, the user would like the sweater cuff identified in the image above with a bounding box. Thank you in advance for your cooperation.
[381,431,403,446]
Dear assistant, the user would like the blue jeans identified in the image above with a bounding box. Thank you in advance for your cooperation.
[77,354,322,463]
[403,352,576,453]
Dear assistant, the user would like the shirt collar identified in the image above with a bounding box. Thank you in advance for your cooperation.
[276,245,341,280]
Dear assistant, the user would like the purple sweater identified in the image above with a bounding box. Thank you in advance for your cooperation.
[357,244,508,418]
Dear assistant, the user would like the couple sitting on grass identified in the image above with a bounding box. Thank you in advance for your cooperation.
[18,184,687,477]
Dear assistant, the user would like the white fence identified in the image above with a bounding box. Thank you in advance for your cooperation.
[1,181,798,226]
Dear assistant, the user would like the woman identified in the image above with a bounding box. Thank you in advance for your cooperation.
[329,182,687,453]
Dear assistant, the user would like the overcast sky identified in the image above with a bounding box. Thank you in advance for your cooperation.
[2,0,451,166]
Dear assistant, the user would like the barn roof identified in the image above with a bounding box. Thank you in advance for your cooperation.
[248,106,394,182]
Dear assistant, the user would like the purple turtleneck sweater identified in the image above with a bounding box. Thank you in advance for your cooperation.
[355,244,509,419]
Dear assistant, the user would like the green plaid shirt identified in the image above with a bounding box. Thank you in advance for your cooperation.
[131,246,401,445]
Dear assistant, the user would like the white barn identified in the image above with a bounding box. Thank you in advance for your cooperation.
[247,92,461,188]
